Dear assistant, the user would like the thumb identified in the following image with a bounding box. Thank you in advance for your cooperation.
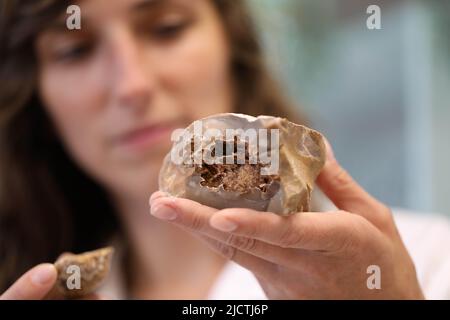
[316,139,384,219]
[0,264,57,300]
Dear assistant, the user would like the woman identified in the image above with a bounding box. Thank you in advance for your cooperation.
[0,0,448,299]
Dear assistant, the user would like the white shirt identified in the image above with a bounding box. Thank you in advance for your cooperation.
[99,209,450,300]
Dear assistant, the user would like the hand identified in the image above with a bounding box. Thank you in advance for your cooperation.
[149,141,425,299]
[0,264,104,300]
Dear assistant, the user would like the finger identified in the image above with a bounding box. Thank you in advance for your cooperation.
[316,139,387,223]
[0,264,57,300]
[149,190,170,207]
[150,194,219,228]
[210,208,359,252]
[197,234,277,281]
[151,195,270,256]
[151,194,358,252]
[203,231,312,271]
[151,195,312,268]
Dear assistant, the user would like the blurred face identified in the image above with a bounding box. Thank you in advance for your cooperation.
[36,0,233,202]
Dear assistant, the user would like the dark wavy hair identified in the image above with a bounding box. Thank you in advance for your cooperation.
[0,0,300,292]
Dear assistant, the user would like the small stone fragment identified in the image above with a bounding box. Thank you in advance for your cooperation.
[53,246,114,299]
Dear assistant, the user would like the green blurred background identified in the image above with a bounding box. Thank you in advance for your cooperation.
[248,0,450,216]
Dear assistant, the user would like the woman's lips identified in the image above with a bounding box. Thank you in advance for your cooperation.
[115,122,179,152]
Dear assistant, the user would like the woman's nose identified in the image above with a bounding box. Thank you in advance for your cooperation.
[107,29,153,111]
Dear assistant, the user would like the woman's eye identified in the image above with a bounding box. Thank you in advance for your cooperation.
[54,43,93,62]
[151,21,188,40]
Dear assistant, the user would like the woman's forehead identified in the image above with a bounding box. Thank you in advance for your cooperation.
[40,0,203,38]
[75,0,200,19]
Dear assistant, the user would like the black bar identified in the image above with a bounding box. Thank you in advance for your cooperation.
[1,300,447,319]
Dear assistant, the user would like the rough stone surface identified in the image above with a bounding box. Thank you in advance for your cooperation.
[159,113,326,215]
[53,246,114,299]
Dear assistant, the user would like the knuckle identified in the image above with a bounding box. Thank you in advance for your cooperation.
[189,213,204,231]
[217,242,236,260]
[330,165,354,191]
[226,234,257,251]
[327,215,361,253]
[244,224,259,238]
[343,216,370,252]
[375,204,396,232]
[278,223,303,248]
[378,203,393,220]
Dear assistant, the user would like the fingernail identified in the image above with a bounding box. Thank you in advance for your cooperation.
[211,216,237,232]
[324,138,335,162]
[31,264,56,286]
[151,203,178,221]
[149,192,169,207]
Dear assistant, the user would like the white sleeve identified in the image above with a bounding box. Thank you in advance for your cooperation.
[393,209,450,300]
